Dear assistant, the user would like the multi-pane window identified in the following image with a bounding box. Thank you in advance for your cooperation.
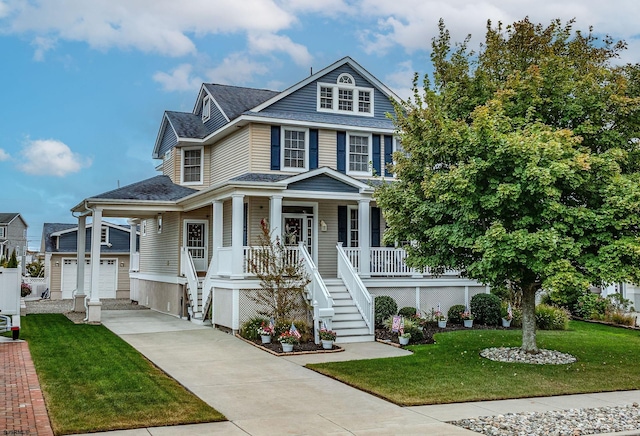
[349,208,359,247]
[338,89,353,111]
[320,86,333,109]
[100,227,108,244]
[182,148,202,183]
[358,90,371,113]
[0,227,5,238]
[349,135,369,173]
[338,73,354,85]
[283,129,306,169]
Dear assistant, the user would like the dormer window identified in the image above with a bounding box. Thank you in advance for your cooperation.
[202,96,211,122]
[317,74,374,116]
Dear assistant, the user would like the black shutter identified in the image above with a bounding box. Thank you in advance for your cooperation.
[309,129,318,169]
[384,135,393,176]
[338,205,347,245]
[243,202,248,246]
[337,131,346,173]
[270,126,280,170]
[371,207,380,247]
[372,135,381,175]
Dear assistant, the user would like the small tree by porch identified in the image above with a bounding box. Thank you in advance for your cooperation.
[247,219,311,320]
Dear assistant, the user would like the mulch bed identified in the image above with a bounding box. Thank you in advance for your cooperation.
[376,322,513,346]
[236,334,344,356]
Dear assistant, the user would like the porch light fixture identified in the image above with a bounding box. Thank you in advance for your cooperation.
[320,220,327,232]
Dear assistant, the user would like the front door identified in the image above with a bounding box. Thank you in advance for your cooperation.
[282,213,313,258]
[184,220,208,272]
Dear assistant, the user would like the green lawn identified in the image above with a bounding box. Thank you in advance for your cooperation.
[20,314,225,435]
[308,321,640,406]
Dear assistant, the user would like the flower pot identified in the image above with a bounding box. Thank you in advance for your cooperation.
[438,320,447,328]
[261,335,272,344]
[322,339,334,349]
[399,336,410,345]
[281,343,294,352]
[502,318,511,328]
[463,319,473,328]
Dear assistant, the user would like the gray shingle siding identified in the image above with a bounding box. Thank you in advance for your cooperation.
[265,64,396,124]
[203,101,228,134]
[287,174,359,193]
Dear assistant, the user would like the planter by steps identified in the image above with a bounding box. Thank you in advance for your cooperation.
[261,335,272,344]
[438,320,447,328]
[322,340,334,349]
[502,318,512,328]
[281,343,294,353]
[399,336,410,345]
[463,319,473,328]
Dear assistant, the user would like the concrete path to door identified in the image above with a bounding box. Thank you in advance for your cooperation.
[97,309,477,435]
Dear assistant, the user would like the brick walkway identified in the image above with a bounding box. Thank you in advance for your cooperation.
[0,341,53,436]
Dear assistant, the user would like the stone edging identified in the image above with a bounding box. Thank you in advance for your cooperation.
[375,338,403,348]
[235,334,345,356]
[573,316,640,331]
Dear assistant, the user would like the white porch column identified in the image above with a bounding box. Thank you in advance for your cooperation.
[213,200,223,276]
[359,199,371,278]
[73,215,87,312]
[269,195,283,242]
[127,219,138,271]
[231,194,245,279]
[87,208,102,322]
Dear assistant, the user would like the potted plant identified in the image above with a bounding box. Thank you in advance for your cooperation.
[461,310,474,328]
[435,311,447,328]
[257,322,275,344]
[319,328,337,349]
[278,331,299,352]
[501,303,513,327]
[398,332,411,345]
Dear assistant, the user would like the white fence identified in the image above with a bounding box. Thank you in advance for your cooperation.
[0,268,21,316]
[23,276,47,297]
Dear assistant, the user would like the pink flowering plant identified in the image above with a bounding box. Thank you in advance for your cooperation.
[434,310,446,321]
[257,322,275,336]
[278,331,299,345]
[319,328,337,341]
[460,310,474,320]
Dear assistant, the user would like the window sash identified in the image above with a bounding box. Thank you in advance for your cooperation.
[183,149,202,183]
[283,129,306,169]
[338,89,353,111]
[349,135,369,172]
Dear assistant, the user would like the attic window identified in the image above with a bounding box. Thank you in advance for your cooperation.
[317,74,374,117]
[0,227,5,238]
[202,96,211,122]
[100,226,109,245]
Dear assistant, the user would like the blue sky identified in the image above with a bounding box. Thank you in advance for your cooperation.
[0,0,638,250]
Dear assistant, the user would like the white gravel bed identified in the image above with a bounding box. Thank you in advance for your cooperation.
[481,347,577,365]
[451,404,640,435]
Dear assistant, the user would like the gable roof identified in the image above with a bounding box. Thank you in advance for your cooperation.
[0,213,27,228]
[165,111,209,139]
[42,222,135,253]
[203,84,279,121]
[91,175,197,201]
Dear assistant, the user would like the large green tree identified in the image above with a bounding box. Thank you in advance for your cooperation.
[376,18,640,353]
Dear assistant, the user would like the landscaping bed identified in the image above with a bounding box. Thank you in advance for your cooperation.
[376,322,511,345]
[237,334,344,355]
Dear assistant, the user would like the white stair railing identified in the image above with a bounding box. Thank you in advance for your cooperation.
[180,247,199,317]
[200,251,218,321]
[336,243,374,334]
[298,242,333,344]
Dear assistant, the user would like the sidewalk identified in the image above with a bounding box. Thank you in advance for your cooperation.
[82,310,640,436]
[0,337,54,436]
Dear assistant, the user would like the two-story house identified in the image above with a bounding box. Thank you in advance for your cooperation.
[71,57,488,340]
[0,213,28,265]
[41,222,139,300]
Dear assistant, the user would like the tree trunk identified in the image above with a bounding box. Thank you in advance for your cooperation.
[521,284,538,354]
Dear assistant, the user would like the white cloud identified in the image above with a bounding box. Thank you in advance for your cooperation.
[204,53,270,85]
[248,32,312,66]
[385,61,415,100]
[31,36,56,61]
[0,148,9,161]
[18,139,91,177]
[2,0,296,57]
[153,63,202,92]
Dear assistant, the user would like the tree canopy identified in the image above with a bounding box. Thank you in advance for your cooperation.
[375,18,640,352]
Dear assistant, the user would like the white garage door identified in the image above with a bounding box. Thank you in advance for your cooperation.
[61,258,117,299]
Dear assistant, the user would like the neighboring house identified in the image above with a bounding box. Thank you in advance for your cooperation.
[71,57,488,340]
[41,222,138,300]
[0,213,28,263]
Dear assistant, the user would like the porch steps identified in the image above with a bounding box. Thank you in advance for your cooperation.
[187,281,211,325]
[324,281,374,343]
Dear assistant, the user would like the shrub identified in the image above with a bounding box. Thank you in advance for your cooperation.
[470,293,501,325]
[608,312,636,326]
[548,286,589,314]
[275,318,312,343]
[398,306,418,318]
[535,304,570,330]
[510,306,523,328]
[240,316,268,340]
[447,304,466,325]
[375,296,397,325]
[574,292,605,319]
[383,316,424,343]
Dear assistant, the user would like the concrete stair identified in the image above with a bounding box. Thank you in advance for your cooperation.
[324,279,374,343]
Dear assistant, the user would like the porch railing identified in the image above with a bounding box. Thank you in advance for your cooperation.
[298,242,333,344]
[180,247,199,317]
[337,243,373,334]
[342,247,460,277]
[242,246,300,275]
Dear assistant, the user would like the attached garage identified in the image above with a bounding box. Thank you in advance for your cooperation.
[61,258,118,299]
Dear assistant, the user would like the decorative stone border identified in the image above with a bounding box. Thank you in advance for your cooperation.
[235,334,345,356]
[480,347,577,365]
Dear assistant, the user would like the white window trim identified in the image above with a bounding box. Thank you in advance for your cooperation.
[157,214,163,234]
[180,146,204,185]
[281,126,309,172]
[346,132,373,177]
[142,220,147,237]
[202,96,211,122]
[347,205,359,248]
[316,82,375,117]
[338,73,355,85]
[100,226,109,245]
[0,227,5,238]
